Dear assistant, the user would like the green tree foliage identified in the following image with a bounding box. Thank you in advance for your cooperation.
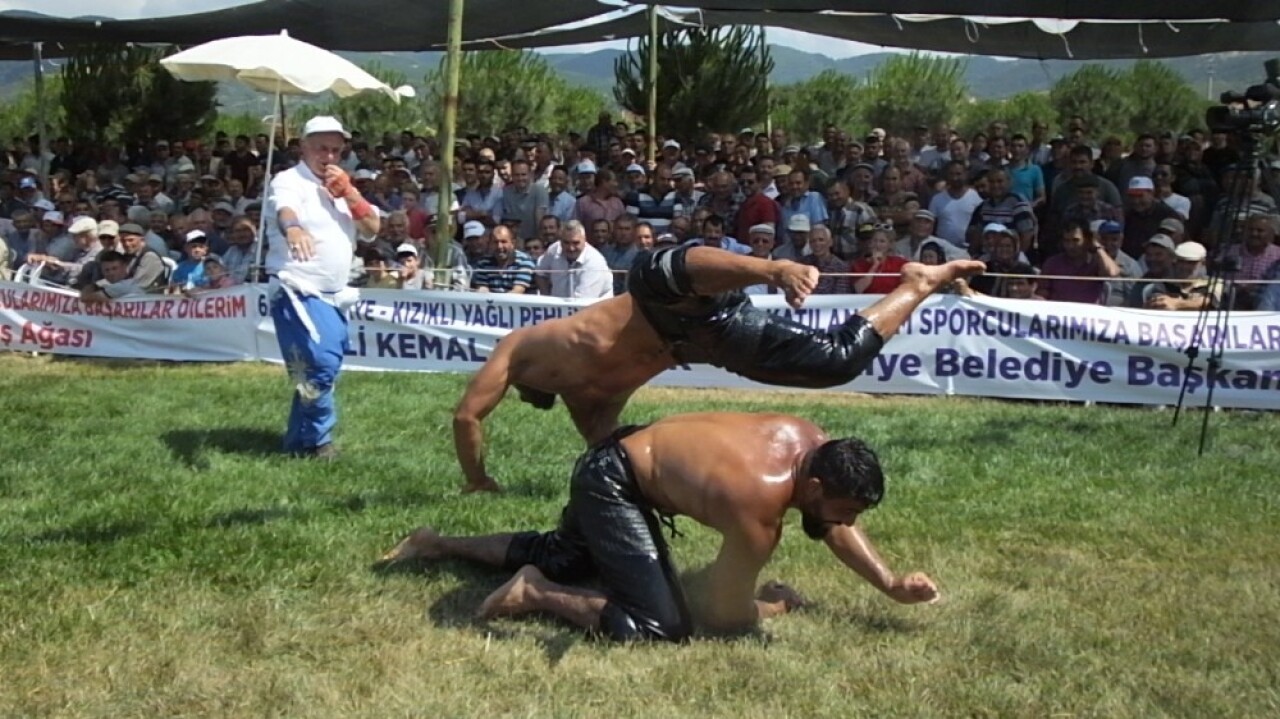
[61,43,216,147]
[1124,60,1205,135]
[955,92,1054,138]
[211,111,268,141]
[425,51,575,136]
[0,76,65,143]
[861,53,967,137]
[318,62,429,140]
[613,26,772,140]
[1049,64,1135,141]
[552,84,610,134]
[770,69,863,145]
[121,61,218,145]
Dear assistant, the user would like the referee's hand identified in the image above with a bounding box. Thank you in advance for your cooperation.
[286,225,316,261]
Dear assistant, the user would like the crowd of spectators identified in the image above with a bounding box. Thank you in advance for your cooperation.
[3,111,1279,310]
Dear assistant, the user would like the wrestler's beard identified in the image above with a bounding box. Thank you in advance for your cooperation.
[801,512,833,541]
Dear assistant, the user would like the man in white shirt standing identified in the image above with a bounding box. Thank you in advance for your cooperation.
[265,116,381,460]
[535,219,614,299]
[927,161,983,248]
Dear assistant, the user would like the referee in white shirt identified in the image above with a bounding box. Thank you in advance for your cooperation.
[534,219,614,299]
[265,116,380,459]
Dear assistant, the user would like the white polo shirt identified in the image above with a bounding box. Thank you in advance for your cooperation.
[536,241,614,299]
[265,162,357,293]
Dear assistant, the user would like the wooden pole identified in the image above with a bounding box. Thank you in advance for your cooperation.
[433,0,465,284]
[761,27,771,138]
[33,42,50,192]
[647,5,658,163]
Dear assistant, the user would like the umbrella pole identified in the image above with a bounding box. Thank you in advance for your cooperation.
[433,0,465,287]
[253,82,282,281]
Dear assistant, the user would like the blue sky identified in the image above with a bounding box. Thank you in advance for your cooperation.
[0,0,892,58]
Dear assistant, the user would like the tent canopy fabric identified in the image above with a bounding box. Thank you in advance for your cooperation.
[3,0,1280,60]
[0,0,609,51]
[455,8,1280,60]
[695,12,1280,60]
[631,1,1280,22]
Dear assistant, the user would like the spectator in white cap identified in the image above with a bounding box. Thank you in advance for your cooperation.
[662,165,703,217]
[895,209,966,262]
[1144,241,1219,310]
[1127,233,1178,307]
[660,139,682,166]
[221,215,260,284]
[395,242,432,290]
[462,219,490,265]
[572,159,598,196]
[28,215,100,285]
[1122,175,1180,258]
[773,213,811,261]
[744,223,777,287]
[24,209,73,266]
[1157,216,1186,246]
[170,230,212,291]
[265,114,380,461]
[622,162,647,195]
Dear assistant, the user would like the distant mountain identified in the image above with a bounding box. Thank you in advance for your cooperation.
[3,47,1272,115]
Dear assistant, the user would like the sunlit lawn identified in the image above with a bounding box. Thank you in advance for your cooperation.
[1,356,1277,718]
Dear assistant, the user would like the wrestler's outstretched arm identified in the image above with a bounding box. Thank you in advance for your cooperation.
[683,247,819,309]
[825,523,940,604]
[452,341,515,494]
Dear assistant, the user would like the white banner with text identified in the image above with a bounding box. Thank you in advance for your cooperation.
[0,281,259,361]
[5,281,1279,410]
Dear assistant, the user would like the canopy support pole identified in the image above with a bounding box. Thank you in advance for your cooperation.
[761,26,771,137]
[433,0,465,286]
[33,42,50,192]
[647,5,658,163]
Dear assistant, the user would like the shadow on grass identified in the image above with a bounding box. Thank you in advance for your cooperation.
[162,427,282,469]
[21,489,428,546]
[372,558,584,665]
[28,520,149,545]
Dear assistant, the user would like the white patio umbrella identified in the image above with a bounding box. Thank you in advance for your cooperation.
[161,31,415,276]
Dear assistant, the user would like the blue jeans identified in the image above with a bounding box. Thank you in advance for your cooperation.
[271,290,349,452]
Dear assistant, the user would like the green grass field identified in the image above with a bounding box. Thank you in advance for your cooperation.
[1,355,1277,718]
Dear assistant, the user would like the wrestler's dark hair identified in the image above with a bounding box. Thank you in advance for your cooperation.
[810,438,884,508]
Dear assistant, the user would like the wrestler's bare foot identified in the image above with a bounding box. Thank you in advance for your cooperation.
[461,477,503,494]
[381,526,444,562]
[477,565,545,619]
[900,260,987,294]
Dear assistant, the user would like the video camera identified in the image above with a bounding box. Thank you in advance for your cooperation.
[1205,58,1280,135]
